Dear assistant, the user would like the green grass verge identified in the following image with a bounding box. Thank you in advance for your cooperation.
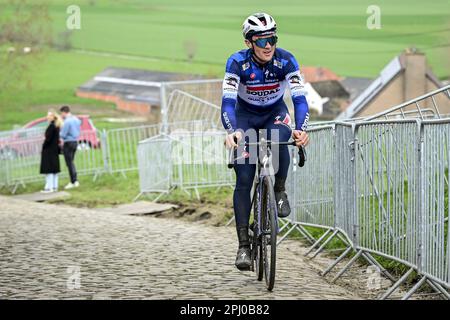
[0,169,234,208]
[44,0,449,78]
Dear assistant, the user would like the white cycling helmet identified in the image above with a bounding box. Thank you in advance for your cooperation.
[242,13,277,40]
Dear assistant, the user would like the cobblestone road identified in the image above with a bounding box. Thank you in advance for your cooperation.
[0,196,362,300]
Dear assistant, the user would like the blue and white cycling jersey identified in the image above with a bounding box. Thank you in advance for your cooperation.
[221,47,309,133]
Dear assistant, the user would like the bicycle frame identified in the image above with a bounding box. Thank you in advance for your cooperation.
[228,137,306,239]
[227,134,306,289]
[252,138,279,239]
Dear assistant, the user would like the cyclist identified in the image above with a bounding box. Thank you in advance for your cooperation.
[221,13,310,270]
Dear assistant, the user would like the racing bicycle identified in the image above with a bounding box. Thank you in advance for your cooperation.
[228,135,306,291]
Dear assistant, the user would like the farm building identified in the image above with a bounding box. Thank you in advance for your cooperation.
[337,48,447,120]
[76,67,206,119]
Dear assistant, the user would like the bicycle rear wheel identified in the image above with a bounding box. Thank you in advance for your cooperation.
[261,176,277,291]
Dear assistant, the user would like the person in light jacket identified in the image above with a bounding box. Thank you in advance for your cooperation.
[59,105,81,189]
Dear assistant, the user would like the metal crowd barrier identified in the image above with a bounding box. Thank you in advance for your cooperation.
[419,120,450,289]
[365,85,450,121]
[281,118,450,299]
[160,79,222,133]
[104,124,162,174]
[276,86,450,299]
[0,128,104,192]
[0,120,212,192]
[165,89,222,130]
[136,128,234,201]
[286,125,335,229]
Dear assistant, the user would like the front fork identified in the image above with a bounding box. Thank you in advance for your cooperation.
[249,178,262,271]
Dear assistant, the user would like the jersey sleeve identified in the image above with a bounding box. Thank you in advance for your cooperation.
[220,57,240,133]
[284,54,309,131]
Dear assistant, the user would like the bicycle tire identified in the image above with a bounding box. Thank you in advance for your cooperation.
[253,184,264,281]
[255,242,264,281]
[262,175,277,291]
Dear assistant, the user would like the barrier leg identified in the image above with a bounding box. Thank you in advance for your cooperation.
[401,276,428,300]
[92,169,104,182]
[225,216,235,227]
[194,188,200,201]
[133,192,143,202]
[11,181,24,194]
[426,279,450,300]
[331,249,363,283]
[379,267,414,300]
[320,246,352,276]
[278,223,289,233]
[310,229,339,258]
[181,187,191,197]
[296,225,316,244]
[157,189,173,202]
[304,228,332,256]
[336,233,351,247]
[362,252,396,282]
[278,219,290,233]
[276,224,296,246]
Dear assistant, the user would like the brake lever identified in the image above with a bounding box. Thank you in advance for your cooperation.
[227,136,238,169]
[298,145,306,167]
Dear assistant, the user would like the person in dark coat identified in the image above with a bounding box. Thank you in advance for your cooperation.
[40,111,63,193]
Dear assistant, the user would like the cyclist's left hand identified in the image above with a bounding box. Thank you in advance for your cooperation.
[292,130,309,147]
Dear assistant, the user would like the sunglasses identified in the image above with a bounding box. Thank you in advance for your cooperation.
[252,35,278,48]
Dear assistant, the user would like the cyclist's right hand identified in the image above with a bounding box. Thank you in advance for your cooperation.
[225,131,242,149]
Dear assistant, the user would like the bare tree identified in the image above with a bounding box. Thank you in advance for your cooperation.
[183,39,197,63]
[54,30,73,51]
[0,0,52,93]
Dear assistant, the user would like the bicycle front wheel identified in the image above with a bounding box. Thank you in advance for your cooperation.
[253,191,264,281]
[261,175,278,291]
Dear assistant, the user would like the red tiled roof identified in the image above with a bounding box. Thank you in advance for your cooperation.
[301,66,341,83]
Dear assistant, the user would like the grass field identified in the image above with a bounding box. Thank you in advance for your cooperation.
[46,0,449,78]
[0,0,449,130]
[0,49,221,130]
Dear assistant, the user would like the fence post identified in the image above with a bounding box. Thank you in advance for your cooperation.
[350,123,359,246]
[6,158,11,187]
[0,158,9,188]
[333,124,342,235]
[332,123,338,229]
[101,129,111,174]
[160,83,168,135]
[417,119,425,273]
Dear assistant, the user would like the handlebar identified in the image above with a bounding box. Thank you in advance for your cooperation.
[227,138,307,169]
